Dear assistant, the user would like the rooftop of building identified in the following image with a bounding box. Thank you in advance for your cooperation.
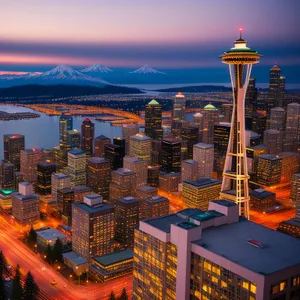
[194,143,214,149]
[104,143,120,149]
[12,192,39,201]
[118,196,139,205]
[113,168,135,176]
[193,112,203,117]
[270,64,281,71]
[87,157,108,164]
[38,161,56,167]
[73,201,114,214]
[67,129,80,134]
[271,107,285,112]
[182,159,198,165]
[147,99,160,105]
[162,138,181,144]
[279,218,300,227]
[21,148,43,154]
[137,185,157,192]
[145,196,168,203]
[175,92,185,98]
[68,149,85,156]
[123,155,144,163]
[183,178,222,188]
[0,189,17,196]
[93,249,133,266]
[251,144,267,150]
[159,172,181,178]
[278,152,299,158]
[73,185,92,192]
[4,134,24,138]
[62,251,88,266]
[53,172,69,179]
[57,187,73,194]
[36,228,66,241]
[287,102,300,107]
[250,188,275,199]
[258,154,282,161]
[95,135,110,141]
[131,133,151,141]
[193,218,300,275]
[203,103,217,110]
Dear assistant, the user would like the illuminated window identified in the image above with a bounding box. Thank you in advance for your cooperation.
[242,282,249,290]
[221,281,227,288]
[272,285,279,294]
[250,284,256,294]
[280,281,286,291]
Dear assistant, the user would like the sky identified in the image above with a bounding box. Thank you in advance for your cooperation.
[0,0,300,74]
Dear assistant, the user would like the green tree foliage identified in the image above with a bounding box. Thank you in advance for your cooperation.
[22,271,40,300]
[11,265,23,300]
[27,227,37,249]
[109,291,116,300]
[52,238,63,263]
[0,251,10,278]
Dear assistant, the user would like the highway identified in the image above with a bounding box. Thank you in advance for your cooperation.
[0,214,132,300]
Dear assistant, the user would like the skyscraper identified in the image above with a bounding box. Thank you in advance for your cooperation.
[181,160,199,182]
[115,197,139,248]
[20,148,44,183]
[250,112,267,136]
[285,102,300,151]
[72,194,115,259]
[67,149,86,187]
[86,157,111,201]
[37,162,56,195]
[221,104,233,123]
[151,139,162,165]
[123,155,148,187]
[133,200,300,300]
[220,30,261,219]
[122,124,139,154]
[81,118,95,156]
[94,135,111,158]
[59,114,73,150]
[172,92,185,121]
[51,173,71,203]
[145,99,163,139]
[245,78,258,117]
[113,137,126,160]
[57,187,74,225]
[278,152,299,183]
[193,112,203,141]
[270,107,285,131]
[129,133,152,163]
[0,161,16,190]
[202,103,219,144]
[161,138,181,173]
[104,144,123,170]
[263,129,283,155]
[67,130,81,150]
[267,65,282,116]
[181,127,199,159]
[3,134,25,171]
[147,165,160,188]
[193,143,214,178]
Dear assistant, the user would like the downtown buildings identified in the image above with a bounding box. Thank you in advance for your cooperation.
[145,99,163,140]
[3,134,25,171]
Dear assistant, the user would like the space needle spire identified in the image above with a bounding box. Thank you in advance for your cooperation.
[220,29,261,219]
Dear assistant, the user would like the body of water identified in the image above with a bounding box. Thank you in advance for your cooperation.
[0,105,122,159]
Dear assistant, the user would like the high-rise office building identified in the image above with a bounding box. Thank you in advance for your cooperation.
[0,161,16,190]
[129,133,152,163]
[291,173,300,206]
[182,178,222,210]
[20,148,44,183]
[86,157,111,201]
[181,127,199,159]
[279,76,286,107]
[94,135,111,158]
[67,130,80,150]
[220,31,261,219]
[285,103,300,151]
[57,188,74,226]
[109,168,137,206]
[221,104,233,123]
[147,165,160,188]
[72,194,115,259]
[171,120,183,139]
[73,185,92,203]
[53,146,67,172]
[115,196,139,247]
[278,152,299,183]
[181,160,199,182]
[193,113,203,141]
[256,154,282,186]
[51,173,71,203]
[37,162,56,195]
[136,185,157,201]
[133,200,300,300]
[122,124,139,154]
[245,78,258,118]
[193,143,214,178]
[267,65,282,116]
[172,92,185,121]
[151,139,162,165]
[3,134,25,171]
[145,99,163,140]
[123,155,148,187]
[81,118,94,156]
[104,144,123,170]
[113,137,126,160]
[161,138,181,173]
[11,182,39,225]
[250,112,267,136]
[68,149,86,187]
[159,172,181,192]
[140,195,169,219]
[59,114,73,150]
[270,107,285,131]
[213,123,231,178]
[202,104,219,144]
[263,129,283,155]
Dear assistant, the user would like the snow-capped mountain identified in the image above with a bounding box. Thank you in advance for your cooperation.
[130,65,166,75]
[0,65,110,87]
[81,64,113,73]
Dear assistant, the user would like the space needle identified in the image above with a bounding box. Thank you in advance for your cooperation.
[220,29,261,219]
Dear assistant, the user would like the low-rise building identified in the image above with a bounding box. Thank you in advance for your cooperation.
[36,227,67,247]
[250,188,276,212]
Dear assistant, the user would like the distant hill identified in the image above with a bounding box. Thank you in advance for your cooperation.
[0,84,142,98]
[155,85,232,93]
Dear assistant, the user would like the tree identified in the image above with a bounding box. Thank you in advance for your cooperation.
[27,227,37,249]
[11,265,23,300]
[118,288,128,300]
[46,244,53,264]
[109,291,116,300]
[52,238,63,263]
[0,277,7,300]
[22,271,40,300]
[0,251,10,278]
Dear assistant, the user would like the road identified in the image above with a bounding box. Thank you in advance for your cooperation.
[0,214,132,300]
